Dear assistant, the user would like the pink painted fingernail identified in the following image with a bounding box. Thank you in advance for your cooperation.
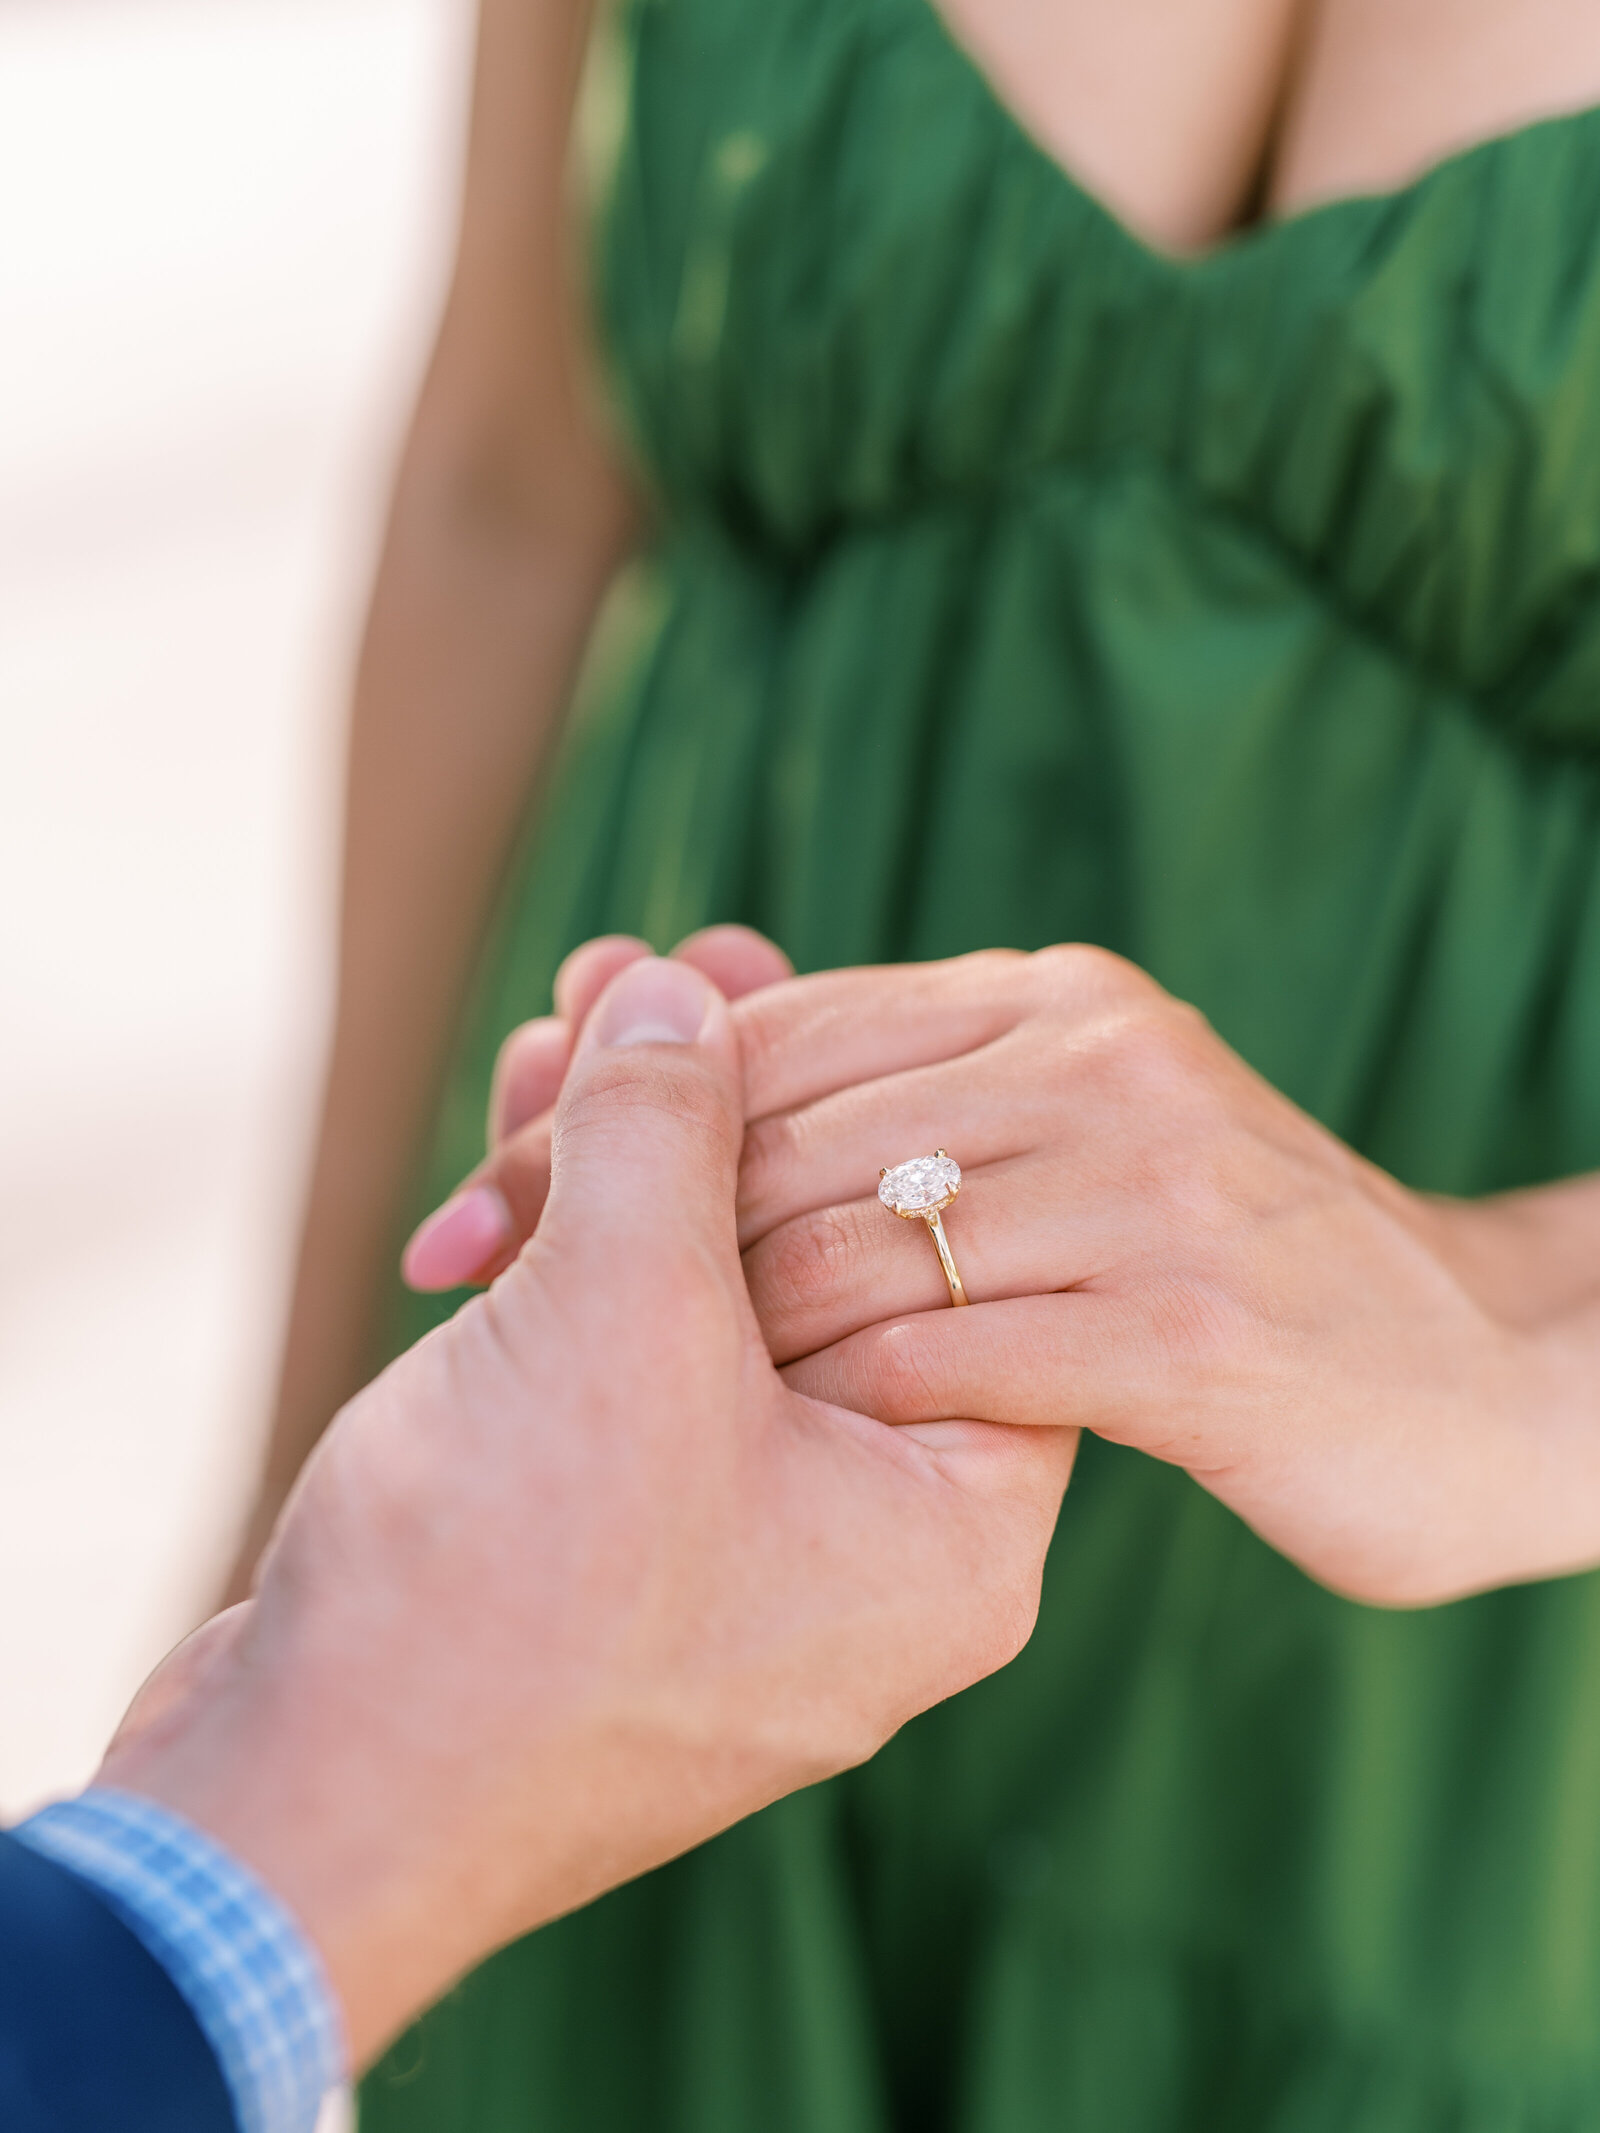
[401,1185,513,1291]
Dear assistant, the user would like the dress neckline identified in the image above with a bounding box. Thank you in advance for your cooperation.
[910,0,1600,276]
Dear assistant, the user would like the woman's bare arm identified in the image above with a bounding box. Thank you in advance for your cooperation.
[225,0,637,1595]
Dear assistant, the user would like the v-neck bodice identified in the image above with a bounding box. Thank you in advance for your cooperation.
[599,0,1600,755]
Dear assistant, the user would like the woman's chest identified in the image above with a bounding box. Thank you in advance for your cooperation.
[932,0,1600,253]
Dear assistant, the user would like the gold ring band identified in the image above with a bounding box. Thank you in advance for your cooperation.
[920,1205,969,1307]
[878,1149,970,1308]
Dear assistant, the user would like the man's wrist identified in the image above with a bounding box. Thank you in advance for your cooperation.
[98,1552,514,2066]
[13,1787,345,2133]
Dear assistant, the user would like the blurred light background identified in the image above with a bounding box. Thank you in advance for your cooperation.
[0,0,469,1816]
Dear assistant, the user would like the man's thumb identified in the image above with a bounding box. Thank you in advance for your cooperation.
[542,956,743,1259]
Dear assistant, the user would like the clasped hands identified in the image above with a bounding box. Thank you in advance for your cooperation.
[408,926,1600,1612]
[99,929,1600,2074]
[102,949,1072,2067]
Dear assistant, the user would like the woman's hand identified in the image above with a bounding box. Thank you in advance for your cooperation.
[724,945,1600,1607]
[408,936,1600,1609]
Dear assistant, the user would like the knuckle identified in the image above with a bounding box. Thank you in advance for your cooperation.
[1110,1006,1184,1085]
[761,1203,862,1320]
[733,980,827,1105]
[560,1052,732,1148]
[1031,941,1152,1007]
[736,1111,800,1221]
[859,1321,947,1421]
[954,946,1029,986]
[732,994,784,1093]
[556,1063,661,1141]
[1087,999,1211,1111]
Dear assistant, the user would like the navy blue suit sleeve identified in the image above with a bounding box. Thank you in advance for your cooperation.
[0,1829,238,2133]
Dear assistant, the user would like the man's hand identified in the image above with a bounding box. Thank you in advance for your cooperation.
[99,955,1074,2067]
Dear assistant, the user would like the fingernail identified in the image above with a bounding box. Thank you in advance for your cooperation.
[401,1185,513,1291]
[593,957,713,1047]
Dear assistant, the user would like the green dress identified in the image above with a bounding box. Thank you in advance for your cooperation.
[362,0,1600,2122]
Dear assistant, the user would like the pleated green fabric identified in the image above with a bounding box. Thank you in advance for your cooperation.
[360,0,1600,2123]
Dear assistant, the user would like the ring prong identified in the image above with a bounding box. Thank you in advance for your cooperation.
[935,1148,947,1158]
[879,1167,888,1180]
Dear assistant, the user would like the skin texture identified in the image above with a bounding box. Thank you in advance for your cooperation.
[235,0,1600,1586]
[934,0,1600,250]
[105,957,1073,2068]
[1271,0,1600,218]
[421,935,1600,1611]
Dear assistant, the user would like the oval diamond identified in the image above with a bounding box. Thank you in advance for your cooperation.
[878,1153,961,1217]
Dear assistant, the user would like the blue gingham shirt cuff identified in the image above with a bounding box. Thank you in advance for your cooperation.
[13,1786,345,2133]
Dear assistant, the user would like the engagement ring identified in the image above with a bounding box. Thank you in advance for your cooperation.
[878,1150,969,1306]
